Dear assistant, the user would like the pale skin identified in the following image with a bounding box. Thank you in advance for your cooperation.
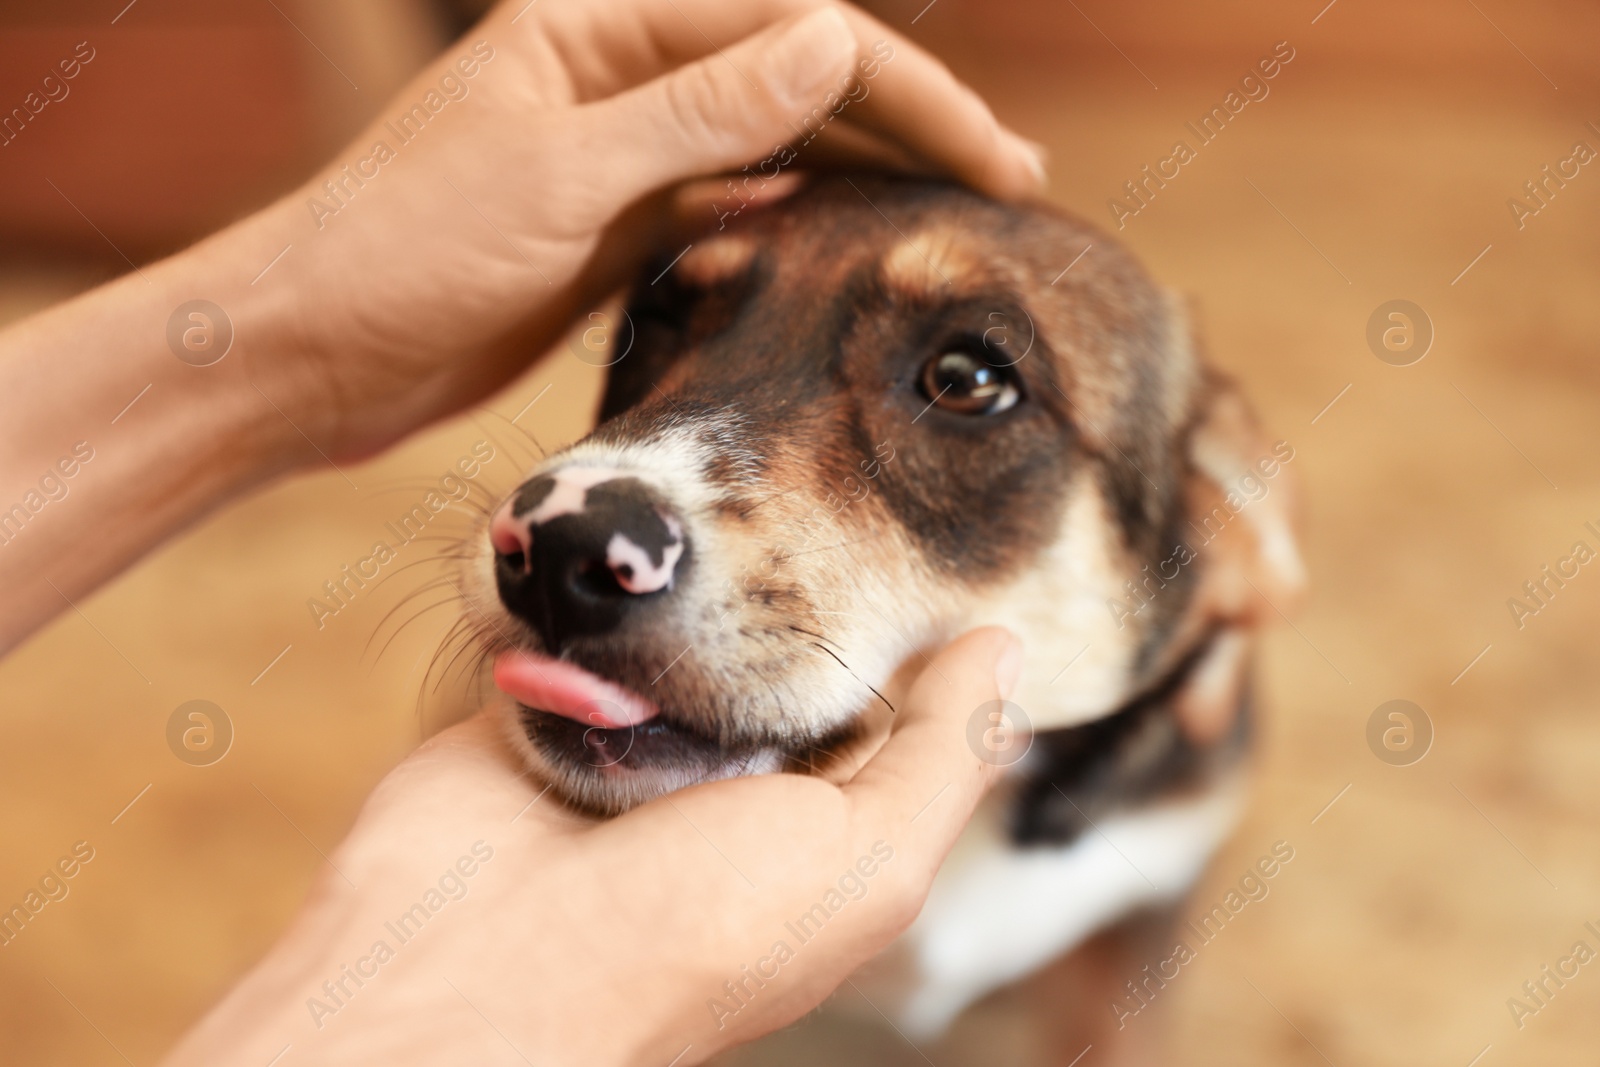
[0,0,1042,1062]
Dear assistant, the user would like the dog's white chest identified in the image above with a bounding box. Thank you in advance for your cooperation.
[850,784,1242,1038]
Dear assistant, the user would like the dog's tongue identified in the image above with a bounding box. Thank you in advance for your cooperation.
[493,651,659,729]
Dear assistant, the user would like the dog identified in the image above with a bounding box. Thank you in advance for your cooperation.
[461,174,1304,1061]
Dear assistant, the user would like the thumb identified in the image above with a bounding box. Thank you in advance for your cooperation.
[586,7,859,208]
[844,626,1025,887]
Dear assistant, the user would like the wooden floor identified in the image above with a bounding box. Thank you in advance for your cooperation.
[2,1,1599,1063]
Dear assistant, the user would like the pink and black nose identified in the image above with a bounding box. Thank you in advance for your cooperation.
[490,467,687,650]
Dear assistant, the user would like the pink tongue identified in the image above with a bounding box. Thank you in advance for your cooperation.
[493,651,659,729]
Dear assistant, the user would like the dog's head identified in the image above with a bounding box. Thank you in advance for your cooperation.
[463,176,1303,815]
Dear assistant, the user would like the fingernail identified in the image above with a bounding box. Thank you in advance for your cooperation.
[1006,131,1048,187]
[995,634,1024,700]
[765,7,856,107]
[1022,137,1049,176]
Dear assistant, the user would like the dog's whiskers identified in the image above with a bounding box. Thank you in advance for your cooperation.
[769,533,883,565]
[474,404,549,460]
[414,609,506,721]
[425,616,476,673]
[430,623,500,695]
[364,578,459,657]
[363,554,473,602]
[732,483,804,520]
[370,596,468,670]
[787,625,896,715]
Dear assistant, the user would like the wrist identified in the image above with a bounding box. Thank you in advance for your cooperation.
[150,197,332,475]
[0,199,323,648]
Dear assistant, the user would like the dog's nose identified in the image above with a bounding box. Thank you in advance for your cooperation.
[491,467,687,649]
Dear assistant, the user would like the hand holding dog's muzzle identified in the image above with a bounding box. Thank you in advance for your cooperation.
[162,627,1021,1067]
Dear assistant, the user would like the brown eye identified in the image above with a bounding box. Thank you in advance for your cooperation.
[919,351,1021,416]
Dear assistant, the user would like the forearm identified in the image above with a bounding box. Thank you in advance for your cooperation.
[163,898,627,1067]
[0,203,307,652]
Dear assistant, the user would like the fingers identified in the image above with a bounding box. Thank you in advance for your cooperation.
[350,710,528,822]
[585,8,861,207]
[818,3,1046,198]
[842,627,1023,895]
[766,117,931,178]
[532,0,1044,202]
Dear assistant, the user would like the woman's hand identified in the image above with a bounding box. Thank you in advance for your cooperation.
[3,3,1039,1057]
[0,0,1041,650]
[248,0,1046,460]
[163,627,1023,1066]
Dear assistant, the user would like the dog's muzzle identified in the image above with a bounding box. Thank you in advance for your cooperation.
[490,465,687,650]
[489,464,691,734]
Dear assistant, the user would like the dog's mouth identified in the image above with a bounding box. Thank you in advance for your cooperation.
[492,650,784,789]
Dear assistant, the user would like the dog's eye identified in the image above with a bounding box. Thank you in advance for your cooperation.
[919,351,1021,416]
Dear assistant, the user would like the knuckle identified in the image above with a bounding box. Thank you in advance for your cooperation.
[860,847,932,931]
[660,63,738,150]
[881,876,929,933]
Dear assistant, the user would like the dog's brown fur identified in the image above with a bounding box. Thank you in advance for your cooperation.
[465,174,1303,1059]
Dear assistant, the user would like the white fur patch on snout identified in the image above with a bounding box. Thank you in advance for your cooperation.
[518,465,685,594]
[607,519,685,595]
[524,467,627,525]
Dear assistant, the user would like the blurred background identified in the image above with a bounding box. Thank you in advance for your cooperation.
[2,0,1598,1064]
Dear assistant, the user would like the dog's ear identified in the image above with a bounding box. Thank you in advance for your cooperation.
[1167,371,1306,744]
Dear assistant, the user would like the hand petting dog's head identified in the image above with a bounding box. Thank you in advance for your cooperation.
[462,176,1303,815]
